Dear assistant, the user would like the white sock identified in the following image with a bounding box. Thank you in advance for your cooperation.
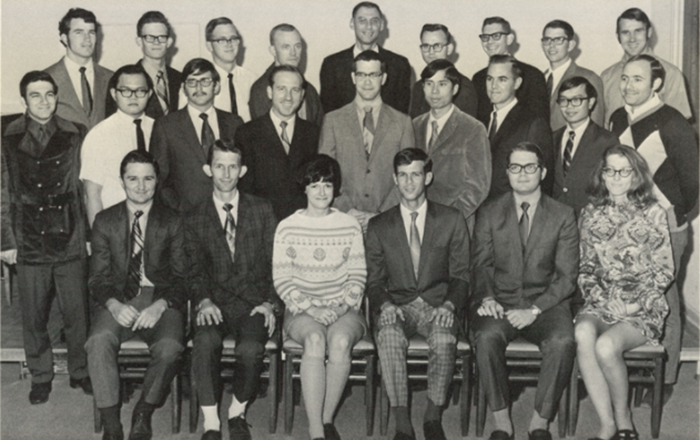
[201,405,220,432]
[228,396,248,419]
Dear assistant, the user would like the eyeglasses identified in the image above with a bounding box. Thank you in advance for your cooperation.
[602,167,634,178]
[354,72,383,80]
[141,34,169,44]
[115,88,149,98]
[479,32,509,42]
[185,78,214,88]
[420,42,448,53]
[507,163,541,174]
[540,36,569,46]
[556,97,590,108]
[210,36,241,46]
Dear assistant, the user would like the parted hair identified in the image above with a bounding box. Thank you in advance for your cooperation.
[300,155,342,198]
[587,144,656,208]
[20,71,58,99]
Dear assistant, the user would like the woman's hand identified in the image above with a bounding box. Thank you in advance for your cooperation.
[306,306,338,325]
[605,298,627,316]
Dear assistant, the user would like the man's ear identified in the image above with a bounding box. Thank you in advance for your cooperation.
[514,76,523,91]
[213,81,221,96]
[540,166,547,182]
[446,43,455,57]
[239,165,248,179]
[203,164,213,177]
[652,77,662,94]
[381,73,387,86]
[506,33,515,47]
[425,171,434,186]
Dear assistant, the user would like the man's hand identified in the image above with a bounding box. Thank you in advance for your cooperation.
[477,298,504,318]
[107,299,140,328]
[1,249,17,265]
[379,303,405,326]
[505,309,537,330]
[306,306,338,326]
[86,242,92,256]
[197,298,223,326]
[251,302,276,337]
[132,299,168,330]
[347,209,377,233]
[428,305,455,328]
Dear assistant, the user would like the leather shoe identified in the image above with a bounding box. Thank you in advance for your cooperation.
[103,430,124,440]
[228,415,252,440]
[528,429,553,440]
[29,382,52,405]
[324,423,341,440]
[612,429,639,440]
[423,420,447,440]
[201,430,222,440]
[489,430,515,440]
[392,431,416,440]
[70,376,93,395]
[128,410,153,440]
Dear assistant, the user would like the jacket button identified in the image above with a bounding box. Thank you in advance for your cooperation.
[39,207,44,211]
[41,231,45,235]
[365,194,369,197]
[37,183,42,188]
[57,182,62,187]
[55,160,60,165]
[58,206,63,210]
[366,169,371,174]
[563,187,569,193]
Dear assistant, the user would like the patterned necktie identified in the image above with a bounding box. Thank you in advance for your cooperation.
[519,202,530,248]
[156,71,169,114]
[488,111,498,143]
[428,120,439,152]
[280,121,291,154]
[363,107,375,159]
[200,113,215,157]
[546,73,553,97]
[228,73,238,116]
[134,119,146,152]
[223,203,236,262]
[125,210,144,300]
[563,130,575,176]
[409,212,421,279]
[79,66,93,116]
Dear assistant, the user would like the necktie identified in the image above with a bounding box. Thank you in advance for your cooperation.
[546,73,553,97]
[519,202,530,248]
[563,130,575,176]
[79,66,93,116]
[125,211,144,300]
[488,111,498,143]
[200,113,215,157]
[223,203,236,262]
[155,71,169,114]
[280,121,291,154]
[363,107,375,158]
[409,212,421,279]
[428,120,439,151]
[228,73,238,116]
[37,124,49,147]
[134,119,146,152]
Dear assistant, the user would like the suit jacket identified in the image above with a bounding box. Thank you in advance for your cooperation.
[237,114,320,221]
[142,62,182,120]
[548,61,605,131]
[409,73,478,119]
[366,201,470,314]
[150,107,244,213]
[248,63,324,126]
[89,201,187,309]
[320,46,412,114]
[473,59,549,126]
[412,108,491,228]
[44,57,113,130]
[184,192,279,317]
[487,101,554,200]
[471,192,579,312]
[319,102,414,213]
[552,121,617,214]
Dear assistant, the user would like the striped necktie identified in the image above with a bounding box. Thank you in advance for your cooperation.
[223,203,236,262]
[125,210,144,300]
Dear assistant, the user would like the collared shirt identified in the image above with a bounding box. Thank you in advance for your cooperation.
[624,93,664,123]
[513,191,541,236]
[269,110,296,145]
[212,62,256,122]
[426,104,455,147]
[212,190,240,229]
[399,199,428,245]
[140,59,169,110]
[489,97,518,135]
[544,58,572,97]
[561,117,590,161]
[126,199,154,287]
[26,117,57,149]
[355,97,382,155]
[64,56,94,107]
[187,105,220,144]
[353,44,379,58]
[80,110,155,209]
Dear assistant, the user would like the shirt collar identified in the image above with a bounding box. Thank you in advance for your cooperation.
[116,108,145,122]
[140,59,166,81]
[126,199,154,218]
[64,55,93,73]
[400,198,428,218]
[26,116,57,141]
[513,190,541,212]
[355,97,383,118]
[187,103,217,120]
[625,93,663,121]
[353,44,379,57]
[566,117,590,136]
[494,97,518,120]
[546,58,571,77]
[213,190,240,212]
[269,109,296,132]
[429,103,455,126]
[213,60,238,76]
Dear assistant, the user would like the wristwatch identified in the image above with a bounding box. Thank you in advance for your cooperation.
[530,306,542,316]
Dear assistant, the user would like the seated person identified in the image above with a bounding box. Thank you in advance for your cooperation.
[575,145,673,440]
[273,155,367,440]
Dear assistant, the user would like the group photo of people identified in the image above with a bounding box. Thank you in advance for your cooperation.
[1,1,698,440]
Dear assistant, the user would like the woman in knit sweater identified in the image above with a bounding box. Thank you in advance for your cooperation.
[273,155,367,440]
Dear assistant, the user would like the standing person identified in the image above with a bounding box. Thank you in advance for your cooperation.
[44,7,113,130]
[87,151,186,440]
[366,149,470,440]
[575,145,673,440]
[273,155,367,440]
[320,1,411,114]
[1,71,91,404]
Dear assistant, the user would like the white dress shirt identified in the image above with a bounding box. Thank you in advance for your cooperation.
[187,105,220,144]
[64,56,94,107]
[399,199,428,244]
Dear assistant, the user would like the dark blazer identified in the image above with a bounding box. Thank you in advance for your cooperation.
[150,107,244,213]
[552,121,617,215]
[487,101,554,199]
[44,57,113,130]
[185,192,279,317]
[471,192,579,312]
[248,63,324,127]
[89,201,187,309]
[320,45,412,114]
[548,61,605,132]
[409,72,478,119]
[366,201,471,315]
[237,114,319,221]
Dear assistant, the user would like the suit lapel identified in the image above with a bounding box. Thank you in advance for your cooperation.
[180,107,206,163]
[524,196,549,259]
[264,114,290,157]
[205,198,231,261]
[370,104,391,162]
[431,111,458,154]
[388,208,417,284]
[414,115,429,152]
[117,203,131,270]
[569,122,595,171]
[493,102,522,145]
[56,59,83,115]
[503,195,525,264]
[417,203,437,280]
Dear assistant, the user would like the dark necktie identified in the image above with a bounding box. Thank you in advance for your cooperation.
[228,73,238,116]
[409,211,421,279]
[79,66,93,116]
[488,111,498,143]
[223,203,236,262]
[546,73,553,97]
[519,202,530,248]
[134,119,146,152]
[280,121,291,154]
[200,113,216,157]
[428,120,439,152]
[363,107,375,159]
[37,124,50,147]
[125,211,144,300]
[563,130,575,177]
[156,71,169,113]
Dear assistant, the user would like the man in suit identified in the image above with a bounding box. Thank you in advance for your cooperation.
[412,59,490,234]
[484,55,553,200]
[471,142,578,440]
[472,17,549,126]
[237,65,319,221]
[44,7,113,130]
[248,24,323,126]
[150,58,244,213]
[366,148,470,440]
[552,76,617,215]
[186,140,278,440]
[319,50,414,233]
[320,1,411,114]
[409,24,478,119]
[86,150,186,440]
[540,20,605,131]
[1,71,91,405]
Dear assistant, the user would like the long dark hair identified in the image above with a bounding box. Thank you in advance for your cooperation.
[587,144,656,208]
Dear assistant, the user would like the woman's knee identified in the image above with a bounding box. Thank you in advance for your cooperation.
[303,331,327,357]
[595,335,623,364]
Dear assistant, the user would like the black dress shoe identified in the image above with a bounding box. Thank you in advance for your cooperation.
[228,415,252,440]
[70,376,93,395]
[392,431,416,440]
[528,429,552,440]
[201,430,222,440]
[29,382,52,405]
[612,429,639,440]
[128,410,153,440]
[489,430,515,440]
[103,430,124,440]
[324,423,341,440]
[423,420,447,440]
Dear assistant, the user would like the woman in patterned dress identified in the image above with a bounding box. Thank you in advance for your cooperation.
[575,145,674,440]
[272,155,367,440]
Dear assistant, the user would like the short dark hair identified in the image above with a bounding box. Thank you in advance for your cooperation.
[353,50,386,74]
[20,71,58,99]
[393,148,433,174]
[137,11,172,37]
[543,19,574,40]
[488,54,523,80]
[509,142,545,168]
[120,150,159,179]
[482,16,511,34]
[268,65,307,89]
[626,54,666,92]
[300,155,342,198]
[421,59,460,86]
[108,64,153,92]
[420,24,452,44]
[182,58,220,83]
[558,76,597,101]
[617,7,651,33]
[587,144,656,208]
[207,139,243,166]
[205,17,235,41]
[352,2,382,18]
[58,8,97,36]
[269,23,298,45]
